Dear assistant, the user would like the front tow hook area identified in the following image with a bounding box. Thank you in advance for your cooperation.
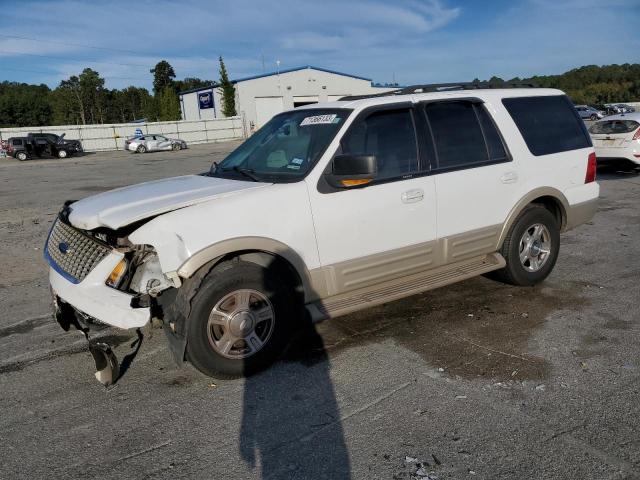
[89,342,120,386]
[53,295,144,387]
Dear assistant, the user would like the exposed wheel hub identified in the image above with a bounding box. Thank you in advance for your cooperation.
[229,311,255,337]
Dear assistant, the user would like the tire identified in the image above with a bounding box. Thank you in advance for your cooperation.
[172,143,181,151]
[489,204,560,286]
[15,151,28,161]
[137,145,147,153]
[185,260,296,379]
[590,114,597,121]
[57,149,68,159]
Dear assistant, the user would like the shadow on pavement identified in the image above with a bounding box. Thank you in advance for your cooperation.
[240,321,351,479]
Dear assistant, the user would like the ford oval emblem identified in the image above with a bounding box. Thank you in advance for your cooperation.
[58,242,70,254]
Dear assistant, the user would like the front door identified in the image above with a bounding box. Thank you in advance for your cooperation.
[307,105,437,296]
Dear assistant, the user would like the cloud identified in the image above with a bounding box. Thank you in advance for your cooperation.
[0,0,638,90]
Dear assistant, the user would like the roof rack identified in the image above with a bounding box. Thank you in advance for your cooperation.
[340,82,538,101]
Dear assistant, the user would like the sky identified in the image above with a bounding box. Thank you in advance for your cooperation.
[1,0,639,91]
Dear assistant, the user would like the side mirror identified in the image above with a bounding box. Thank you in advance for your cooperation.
[326,154,377,188]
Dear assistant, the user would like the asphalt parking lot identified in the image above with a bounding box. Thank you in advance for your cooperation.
[0,143,639,480]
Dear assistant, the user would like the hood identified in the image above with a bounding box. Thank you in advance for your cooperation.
[68,175,269,230]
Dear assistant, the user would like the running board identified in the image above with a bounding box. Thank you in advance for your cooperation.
[306,253,505,322]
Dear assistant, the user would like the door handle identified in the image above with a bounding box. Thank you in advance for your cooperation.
[401,188,424,204]
[500,172,518,184]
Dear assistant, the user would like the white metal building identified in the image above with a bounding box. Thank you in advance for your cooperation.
[179,65,395,130]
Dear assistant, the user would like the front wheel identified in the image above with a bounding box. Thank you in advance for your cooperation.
[490,205,560,286]
[57,149,68,159]
[185,260,296,379]
[172,143,181,151]
[590,114,598,121]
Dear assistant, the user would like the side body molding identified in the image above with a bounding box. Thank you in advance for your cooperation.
[177,237,327,302]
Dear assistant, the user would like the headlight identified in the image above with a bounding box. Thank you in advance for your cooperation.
[106,258,128,288]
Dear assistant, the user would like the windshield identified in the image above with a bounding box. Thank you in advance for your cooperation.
[209,109,350,183]
[589,120,639,135]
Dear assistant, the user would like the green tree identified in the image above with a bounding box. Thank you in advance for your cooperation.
[0,82,52,127]
[150,60,176,96]
[175,77,214,93]
[218,56,237,117]
[158,86,181,121]
[52,68,106,125]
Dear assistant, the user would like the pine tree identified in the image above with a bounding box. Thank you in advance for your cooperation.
[218,56,237,117]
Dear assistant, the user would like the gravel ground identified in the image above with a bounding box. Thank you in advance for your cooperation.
[0,143,638,480]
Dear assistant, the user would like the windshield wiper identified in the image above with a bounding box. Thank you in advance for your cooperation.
[221,165,261,182]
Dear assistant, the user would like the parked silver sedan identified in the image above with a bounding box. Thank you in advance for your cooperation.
[125,134,187,153]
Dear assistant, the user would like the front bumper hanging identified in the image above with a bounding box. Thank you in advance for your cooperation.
[53,295,141,387]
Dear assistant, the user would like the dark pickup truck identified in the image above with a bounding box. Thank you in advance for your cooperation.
[4,133,83,161]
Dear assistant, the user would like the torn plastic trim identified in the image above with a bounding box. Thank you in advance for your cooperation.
[54,295,144,387]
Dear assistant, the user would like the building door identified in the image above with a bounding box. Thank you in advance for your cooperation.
[293,95,319,108]
[255,97,284,128]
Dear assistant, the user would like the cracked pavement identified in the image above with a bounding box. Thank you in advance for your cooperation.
[0,144,639,479]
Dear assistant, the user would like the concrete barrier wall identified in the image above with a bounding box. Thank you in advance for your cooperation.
[0,116,246,152]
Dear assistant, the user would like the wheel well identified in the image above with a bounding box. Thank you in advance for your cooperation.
[530,196,565,229]
[219,250,305,299]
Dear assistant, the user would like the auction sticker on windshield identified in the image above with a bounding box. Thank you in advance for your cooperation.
[300,114,338,126]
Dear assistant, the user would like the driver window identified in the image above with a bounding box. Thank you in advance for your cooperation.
[340,108,418,180]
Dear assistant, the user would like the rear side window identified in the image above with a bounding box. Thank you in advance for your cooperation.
[424,101,508,170]
[12,139,23,146]
[502,95,591,156]
[589,120,639,135]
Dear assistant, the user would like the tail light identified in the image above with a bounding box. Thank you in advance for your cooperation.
[633,128,640,141]
[585,152,597,184]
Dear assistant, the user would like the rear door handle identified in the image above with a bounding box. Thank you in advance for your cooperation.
[500,172,518,184]
[401,188,424,204]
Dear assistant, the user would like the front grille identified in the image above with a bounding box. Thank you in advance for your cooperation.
[46,219,111,283]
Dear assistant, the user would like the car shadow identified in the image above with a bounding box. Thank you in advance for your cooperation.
[238,261,351,479]
[596,164,639,180]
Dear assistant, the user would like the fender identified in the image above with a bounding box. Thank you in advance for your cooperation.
[497,187,569,249]
[177,236,327,302]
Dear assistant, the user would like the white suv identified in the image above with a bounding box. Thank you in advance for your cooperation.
[45,84,599,383]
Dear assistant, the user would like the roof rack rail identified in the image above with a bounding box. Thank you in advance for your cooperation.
[340,81,538,101]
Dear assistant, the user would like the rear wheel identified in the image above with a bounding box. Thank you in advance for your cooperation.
[590,114,597,121]
[172,143,181,151]
[15,151,28,161]
[489,205,560,286]
[185,260,296,379]
[137,145,147,153]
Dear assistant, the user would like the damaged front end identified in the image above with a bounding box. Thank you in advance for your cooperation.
[45,207,180,386]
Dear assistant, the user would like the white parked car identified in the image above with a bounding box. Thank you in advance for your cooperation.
[125,134,187,153]
[588,113,640,168]
[45,84,599,384]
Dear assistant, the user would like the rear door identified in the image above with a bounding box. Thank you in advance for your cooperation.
[421,100,517,262]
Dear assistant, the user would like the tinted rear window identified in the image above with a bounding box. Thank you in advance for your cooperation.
[11,139,23,146]
[502,95,591,156]
[589,120,639,135]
